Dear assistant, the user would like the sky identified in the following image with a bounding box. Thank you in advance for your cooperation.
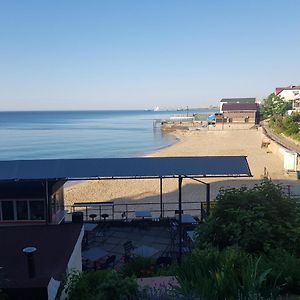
[0,0,300,111]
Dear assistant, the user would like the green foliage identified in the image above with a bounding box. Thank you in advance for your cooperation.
[64,270,138,300]
[196,181,300,255]
[282,115,299,136]
[121,257,156,278]
[177,247,276,299]
[261,93,292,119]
[269,113,300,140]
[260,249,300,294]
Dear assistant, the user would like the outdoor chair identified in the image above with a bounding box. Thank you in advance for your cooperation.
[156,256,172,268]
[123,241,135,262]
[95,255,116,270]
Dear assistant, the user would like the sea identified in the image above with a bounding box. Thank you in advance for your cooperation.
[0,109,214,161]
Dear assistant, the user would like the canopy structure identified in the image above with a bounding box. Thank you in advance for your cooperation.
[0,156,252,263]
[0,156,251,181]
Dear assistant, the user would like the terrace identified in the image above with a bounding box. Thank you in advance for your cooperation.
[0,156,251,266]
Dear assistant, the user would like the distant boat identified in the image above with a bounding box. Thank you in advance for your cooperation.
[154,106,160,111]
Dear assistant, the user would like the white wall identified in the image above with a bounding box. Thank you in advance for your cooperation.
[48,226,84,300]
[67,226,84,272]
[278,89,300,101]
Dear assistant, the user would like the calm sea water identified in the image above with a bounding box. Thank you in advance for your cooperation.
[0,110,213,160]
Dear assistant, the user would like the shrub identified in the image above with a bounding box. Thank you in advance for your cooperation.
[196,181,300,255]
[64,270,138,300]
[260,249,300,294]
[282,116,299,136]
[121,257,156,278]
[176,247,276,299]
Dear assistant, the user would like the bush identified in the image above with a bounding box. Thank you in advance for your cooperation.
[196,181,300,255]
[176,247,276,299]
[260,249,300,294]
[121,257,156,278]
[64,270,138,300]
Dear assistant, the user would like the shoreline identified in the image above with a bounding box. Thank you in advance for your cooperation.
[65,128,300,207]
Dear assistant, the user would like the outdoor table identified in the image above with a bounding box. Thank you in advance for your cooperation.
[135,211,152,219]
[82,247,108,261]
[83,223,98,246]
[133,245,159,258]
[187,230,196,242]
[175,214,197,224]
[84,223,98,232]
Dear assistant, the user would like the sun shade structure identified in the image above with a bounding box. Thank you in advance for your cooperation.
[0,156,252,265]
[0,156,251,181]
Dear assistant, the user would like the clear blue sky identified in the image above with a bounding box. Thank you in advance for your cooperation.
[0,0,300,110]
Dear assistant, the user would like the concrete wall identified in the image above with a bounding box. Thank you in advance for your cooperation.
[223,111,257,124]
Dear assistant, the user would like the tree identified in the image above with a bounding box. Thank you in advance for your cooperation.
[64,270,138,300]
[260,93,292,119]
[196,181,300,255]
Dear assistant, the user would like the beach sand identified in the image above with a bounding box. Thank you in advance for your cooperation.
[65,128,299,209]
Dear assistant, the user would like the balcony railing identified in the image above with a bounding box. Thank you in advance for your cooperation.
[64,200,214,223]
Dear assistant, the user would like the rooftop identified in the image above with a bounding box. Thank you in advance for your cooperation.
[0,156,252,181]
[220,98,256,103]
[0,224,82,289]
[222,103,258,111]
[276,85,300,95]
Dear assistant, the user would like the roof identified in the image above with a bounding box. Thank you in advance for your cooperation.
[220,98,256,103]
[222,103,258,111]
[0,156,252,181]
[0,224,83,289]
[276,85,300,95]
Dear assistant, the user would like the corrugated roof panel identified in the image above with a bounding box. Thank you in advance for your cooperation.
[0,156,252,181]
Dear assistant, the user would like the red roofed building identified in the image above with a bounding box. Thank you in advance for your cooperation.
[222,103,259,124]
[275,85,300,112]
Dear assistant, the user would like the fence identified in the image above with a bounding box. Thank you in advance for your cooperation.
[64,199,214,222]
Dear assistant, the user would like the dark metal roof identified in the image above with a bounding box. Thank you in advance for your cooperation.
[220,98,256,103]
[0,156,251,181]
[0,224,82,289]
[222,103,258,111]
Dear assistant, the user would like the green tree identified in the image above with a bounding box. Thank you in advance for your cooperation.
[64,270,138,300]
[261,93,292,119]
[196,181,300,255]
[282,115,299,136]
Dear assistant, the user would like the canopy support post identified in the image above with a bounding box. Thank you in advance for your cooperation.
[45,180,51,225]
[160,177,163,218]
[178,176,183,264]
[206,183,210,217]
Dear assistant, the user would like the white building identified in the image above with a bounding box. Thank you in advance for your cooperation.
[276,85,300,112]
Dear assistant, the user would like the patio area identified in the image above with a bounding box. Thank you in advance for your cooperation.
[81,222,193,270]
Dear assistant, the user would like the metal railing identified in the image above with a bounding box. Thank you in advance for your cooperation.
[64,199,213,222]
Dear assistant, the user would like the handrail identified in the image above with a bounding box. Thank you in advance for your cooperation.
[64,199,214,222]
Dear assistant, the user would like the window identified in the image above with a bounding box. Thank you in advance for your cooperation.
[29,201,45,220]
[1,201,14,220]
[16,200,29,220]
[0,199,45,221]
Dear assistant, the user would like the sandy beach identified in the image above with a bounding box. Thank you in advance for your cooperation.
[65,128,299,209]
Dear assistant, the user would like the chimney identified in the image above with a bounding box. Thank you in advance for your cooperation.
[23,247,37,278]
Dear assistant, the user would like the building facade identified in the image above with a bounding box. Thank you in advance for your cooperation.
[222,103,259,124]
[220,98,256,113]
[276,85,300,112]
[0,180,66,225]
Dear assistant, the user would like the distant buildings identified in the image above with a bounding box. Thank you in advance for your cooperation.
[217,98,259,125]
[220,98,256,113]
[275,85,300,112]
